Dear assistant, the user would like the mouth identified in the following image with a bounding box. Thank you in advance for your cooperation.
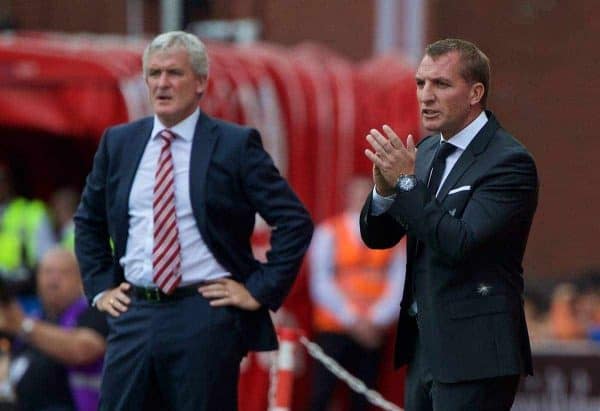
[421,109,440,119]
[155,95,172,103]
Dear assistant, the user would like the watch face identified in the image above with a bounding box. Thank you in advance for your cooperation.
[398,175,416,191]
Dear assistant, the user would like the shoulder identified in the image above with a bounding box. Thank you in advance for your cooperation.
[491,125,536,167]
[481,122,538,184]
[206,115,259,143]
[98,117,153,153]
[105,116,153,138]
[416,134,439,150]
[199,114,264,158]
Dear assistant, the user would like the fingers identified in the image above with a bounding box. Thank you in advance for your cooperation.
[101,296,121,317]
[382,125,406,150]
[406,134,416,152]
[367,126,408,157]
[198,278,260,310]
[198,279,230,300]
[100,283,131,317]
[198,279,234,307]
[367,128,394,154]
[364,148,385,169]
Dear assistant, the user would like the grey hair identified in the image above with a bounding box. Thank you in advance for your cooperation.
[142,31,209,78]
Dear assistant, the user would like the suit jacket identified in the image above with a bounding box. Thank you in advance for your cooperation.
[74,111,313,351]
[360,112,538,383]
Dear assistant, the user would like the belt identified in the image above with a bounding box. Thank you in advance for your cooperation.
[132,284,201,302]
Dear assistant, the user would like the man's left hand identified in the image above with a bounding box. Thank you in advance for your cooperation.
[198,278,261,311]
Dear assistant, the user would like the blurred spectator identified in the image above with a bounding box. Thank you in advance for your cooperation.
[50,188,80,251]
[523,287,551,343]
[574,270,600,342]
[0,247,107,411]
[548,282,586,340]
[0,163,55,293]
[308,176,406,411]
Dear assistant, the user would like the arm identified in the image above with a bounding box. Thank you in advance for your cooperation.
[389,150,538,265]
[360,192,407,249]
[0,301,105,366]
[74,131,118,302]
[23,321,106,366]
[240,131,314,311]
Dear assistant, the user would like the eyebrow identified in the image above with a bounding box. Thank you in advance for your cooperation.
[415,75,452,83]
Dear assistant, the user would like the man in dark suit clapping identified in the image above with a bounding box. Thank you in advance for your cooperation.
[74,31,313,411]
[360,38,538,410]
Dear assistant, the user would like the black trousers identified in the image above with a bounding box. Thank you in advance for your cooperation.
[405,331,520,411]
[99,295,247,411]
[309,332,383,411]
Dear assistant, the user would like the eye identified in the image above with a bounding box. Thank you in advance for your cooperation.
[415,79,424,88]
[435,80,450,88]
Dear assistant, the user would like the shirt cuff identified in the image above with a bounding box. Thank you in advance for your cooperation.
[370,187,396,216]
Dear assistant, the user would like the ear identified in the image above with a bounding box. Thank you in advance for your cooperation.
[469,82,485,106]
[195,75,208,96]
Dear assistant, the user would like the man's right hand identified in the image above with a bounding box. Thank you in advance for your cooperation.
[97,282,131,317]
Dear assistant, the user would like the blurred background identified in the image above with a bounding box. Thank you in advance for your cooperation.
[0,1,598,410]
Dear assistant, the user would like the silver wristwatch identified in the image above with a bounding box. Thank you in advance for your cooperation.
[396,174,417,192]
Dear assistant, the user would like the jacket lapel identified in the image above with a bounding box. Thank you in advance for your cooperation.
[437,151,475,201]
[407,136,439,265]
[115,119,153,254]
[437,111,500,201]
[189,111,218,237]
[415,136,439,185]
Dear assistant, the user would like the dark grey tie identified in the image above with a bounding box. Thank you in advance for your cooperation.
[428,142,457,197]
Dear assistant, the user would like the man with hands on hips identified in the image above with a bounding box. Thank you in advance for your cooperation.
[360,38,538,411]
[75,31,313,411]
[101,275,261,317]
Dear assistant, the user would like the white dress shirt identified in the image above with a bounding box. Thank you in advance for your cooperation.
[371,110,488,214]
[119,108,230,288]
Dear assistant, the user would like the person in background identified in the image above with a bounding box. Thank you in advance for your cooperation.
[0,163,55,288]
[308,176,406,411]
[361,38,538,410]
[50,188,80,251]
[74,31,313,410]
[547,282,585,340]
[0,247,107,411]
[548,271,600,342]
[573,270,600,342]
[523,286,551,343]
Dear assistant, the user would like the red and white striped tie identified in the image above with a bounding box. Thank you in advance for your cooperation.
[152,129,182,294]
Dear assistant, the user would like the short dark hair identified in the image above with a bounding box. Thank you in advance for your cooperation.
[425,38,491,107]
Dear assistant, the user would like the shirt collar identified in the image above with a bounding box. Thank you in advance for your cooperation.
[440,110,488,150]
[151,108,200,142]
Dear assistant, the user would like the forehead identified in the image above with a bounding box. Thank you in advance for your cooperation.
[416,52,462,79]
[39,254,76,275]
[147,47,191,67]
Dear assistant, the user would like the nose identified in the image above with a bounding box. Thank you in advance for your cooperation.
[157,72,170,87]
[418,82,435,104]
